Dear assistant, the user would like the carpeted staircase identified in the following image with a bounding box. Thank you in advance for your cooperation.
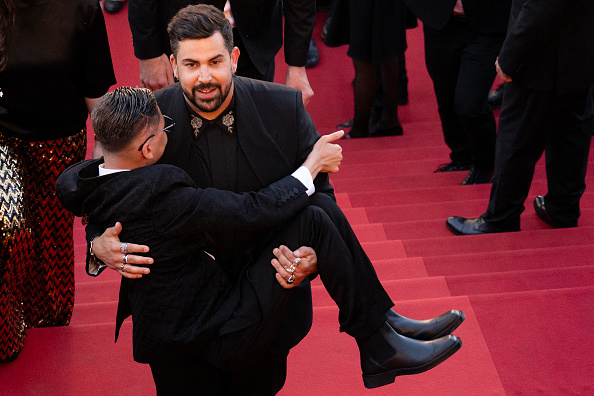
[1,9,593,396]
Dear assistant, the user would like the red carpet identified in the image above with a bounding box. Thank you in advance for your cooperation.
[2,8,594,396]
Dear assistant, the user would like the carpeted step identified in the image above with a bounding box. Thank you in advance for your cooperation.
[444,265,594,296]
[385,245,594,278]
[283,295,505,395]
[332,171,474,190]
[469,286,594,395]
[403,227,594,257]
[343,181,594,207]
[311,276,454,308]
[338,145,450,165]
[311,265,594,308]
[70,301,118,326]
[0,321,152,396]
[378,214,594,240]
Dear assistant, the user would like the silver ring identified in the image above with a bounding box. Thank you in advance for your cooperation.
[287,274,295,284]
[293,257,301,266]
[123,254,129,264]
[120,243,129,253]
[120,263,125,272]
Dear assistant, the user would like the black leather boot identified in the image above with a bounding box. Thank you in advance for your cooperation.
[357,322,462,388]
[386,309,465,340]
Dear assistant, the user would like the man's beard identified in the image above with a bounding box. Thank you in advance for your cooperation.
[184,81,232,113]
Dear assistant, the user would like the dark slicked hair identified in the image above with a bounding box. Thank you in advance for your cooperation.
[167,4,234,58]
[91,87,159,152]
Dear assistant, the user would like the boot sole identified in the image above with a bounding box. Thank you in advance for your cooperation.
[362,337,463,389]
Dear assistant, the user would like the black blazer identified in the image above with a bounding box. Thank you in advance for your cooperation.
[128,0,315,72]
[57,160,310,364]
[155,76,333,352]
[157,76,334,199]
[497,0,594,95]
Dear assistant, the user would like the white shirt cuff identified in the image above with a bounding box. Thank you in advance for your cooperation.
[291,166,315,196]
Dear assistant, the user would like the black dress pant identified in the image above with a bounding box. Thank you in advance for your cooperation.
[424,17,505,169]
[149,206,393,395]
[483,83,594,230]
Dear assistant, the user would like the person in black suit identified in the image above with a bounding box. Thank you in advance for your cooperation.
[446,0,594,235]
[128,0,315,105]
[87,5,466,394]
[405,0,511,184]
[57,86,462,394]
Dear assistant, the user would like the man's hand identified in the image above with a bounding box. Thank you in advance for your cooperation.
[302,130,344,179]
[139,54,175,91]
[495,58,512,82]
[286,66,314,106]
[93,222,153,279]
[271,245,317,288]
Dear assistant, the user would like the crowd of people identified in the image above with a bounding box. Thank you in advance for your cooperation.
[2,1,593,395]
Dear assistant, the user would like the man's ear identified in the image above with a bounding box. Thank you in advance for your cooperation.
[140,140,155,160]
[231,47,240,74]
[170,54,178,80]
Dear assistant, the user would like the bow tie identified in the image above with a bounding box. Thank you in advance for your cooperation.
[191,110,235,138]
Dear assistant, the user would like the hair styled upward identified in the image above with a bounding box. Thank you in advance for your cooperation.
[167,4,234,58]
[91,87,160,152]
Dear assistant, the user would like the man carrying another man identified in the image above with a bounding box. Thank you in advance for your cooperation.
[85,5,466,394]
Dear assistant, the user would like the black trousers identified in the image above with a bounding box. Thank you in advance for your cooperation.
[424,17,505,169]
[483,83,594,230]
[149,206,393,395]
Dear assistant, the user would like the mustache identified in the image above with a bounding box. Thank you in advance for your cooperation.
[193,83,221,91]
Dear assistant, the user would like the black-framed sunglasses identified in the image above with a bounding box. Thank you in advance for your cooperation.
[137,115,176,151]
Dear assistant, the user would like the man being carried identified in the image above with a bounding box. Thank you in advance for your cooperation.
[85,5,466,394]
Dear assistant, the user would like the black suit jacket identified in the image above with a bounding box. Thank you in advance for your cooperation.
[404,0,510,33]
[157,77,333,199]
[155,76,332,352]
[128,0,315,72]
[497,0,594,95]
[57,160,309,364]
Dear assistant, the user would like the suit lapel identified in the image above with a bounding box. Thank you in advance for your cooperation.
[233,77,293,189]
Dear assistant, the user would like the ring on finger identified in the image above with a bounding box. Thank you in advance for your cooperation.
[123,253,129,264]
[120,263,126,272]
[287,273,295,284]
[120,242,129,253]
[288,257,301,274]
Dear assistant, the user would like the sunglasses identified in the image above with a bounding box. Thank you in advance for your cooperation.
[137,115,176,151]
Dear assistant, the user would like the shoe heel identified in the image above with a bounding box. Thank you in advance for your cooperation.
[362,370,397,389]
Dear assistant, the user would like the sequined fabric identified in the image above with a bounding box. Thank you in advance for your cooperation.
[0,137,28,362]
[0,130,86,362]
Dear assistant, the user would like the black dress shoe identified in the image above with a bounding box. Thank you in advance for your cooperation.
[461,166,494,185]
[386,309,465,340]
[488,83,504,109]
[446,216,512,235]
[434,160,471,173]
[533,195,563,228]
[357,322,462,389]
[305,39,319,68]
[104,0,125,14]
